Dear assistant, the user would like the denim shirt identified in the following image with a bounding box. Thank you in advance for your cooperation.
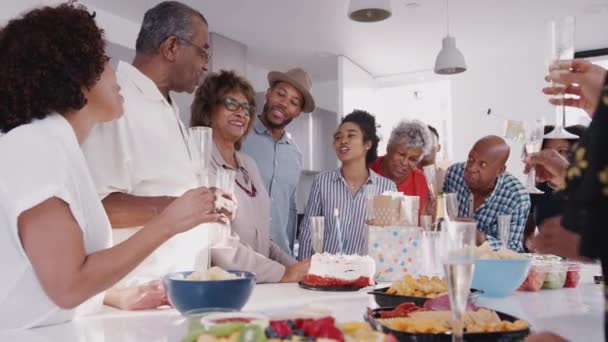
[241,117,302,255]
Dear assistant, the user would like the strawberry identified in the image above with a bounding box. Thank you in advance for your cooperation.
[269,320,292,337]
[316,324,344,342]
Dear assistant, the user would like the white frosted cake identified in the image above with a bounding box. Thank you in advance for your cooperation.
[302,253,376,288]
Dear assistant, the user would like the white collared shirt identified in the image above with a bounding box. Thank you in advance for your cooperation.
[82,61,203,286]
[83,61,196,198]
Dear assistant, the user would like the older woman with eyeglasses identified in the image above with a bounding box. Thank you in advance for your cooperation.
[369,119,434,215]
[191,70,310,283]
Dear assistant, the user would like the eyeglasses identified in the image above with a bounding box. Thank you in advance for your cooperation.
[176,37,212,63]
[220,97,253,116]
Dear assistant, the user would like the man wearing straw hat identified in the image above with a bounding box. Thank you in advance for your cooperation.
[242,68,316,256]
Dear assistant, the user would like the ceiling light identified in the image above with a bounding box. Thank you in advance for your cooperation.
[348,0,392,23]
[434,0,467,75]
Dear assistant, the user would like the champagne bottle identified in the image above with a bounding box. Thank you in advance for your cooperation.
[433,194,449,231]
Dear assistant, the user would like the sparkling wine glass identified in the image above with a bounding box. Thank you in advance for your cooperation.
[310,217,325,254]
[188,126,213,187]
[365,184,378,222]
[421,231,446,277]
[544,16,579,140]
[443,220,477,342]
[420,215,433,231]
[524,118,546,194]
[215,168,236,243]
[445,193,459,220]
[188,127,213,270]
[423,164,439,197]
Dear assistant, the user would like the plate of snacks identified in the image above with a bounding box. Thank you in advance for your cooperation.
[365,303,530,342]
[180,312,397,342]
[368,275,482,307]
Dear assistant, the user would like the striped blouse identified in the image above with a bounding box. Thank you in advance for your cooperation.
[298,168,396,260]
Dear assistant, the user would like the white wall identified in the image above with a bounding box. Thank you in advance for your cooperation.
[340,56,454,162]
[373,81,452,158]
[339,56,376,116]
[451,44,553,180]
[210,32,247,76]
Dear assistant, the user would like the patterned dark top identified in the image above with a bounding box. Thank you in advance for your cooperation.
[560,76,608,340]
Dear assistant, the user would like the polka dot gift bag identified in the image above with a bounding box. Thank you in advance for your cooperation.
[367,225,422,282]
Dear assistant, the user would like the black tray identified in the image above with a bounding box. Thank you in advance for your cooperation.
[365,307,530,342]
[298,281,367,292]
[368,287,483,308]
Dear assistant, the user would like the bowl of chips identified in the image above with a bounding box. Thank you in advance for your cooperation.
[369,275,481,307]
[366,305,530,341]
[471,244,531,298]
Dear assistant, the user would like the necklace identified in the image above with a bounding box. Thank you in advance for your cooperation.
[211,155,257,198]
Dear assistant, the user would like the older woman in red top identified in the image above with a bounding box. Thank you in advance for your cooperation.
[370,119,434,215]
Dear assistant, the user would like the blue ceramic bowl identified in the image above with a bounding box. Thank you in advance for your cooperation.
[163,271,256,315]
[471,258,531,298]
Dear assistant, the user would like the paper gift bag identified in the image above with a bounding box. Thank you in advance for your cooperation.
[367,225,422,282]
[372,193,419,226]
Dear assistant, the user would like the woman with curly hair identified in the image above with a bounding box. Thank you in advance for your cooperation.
[369,119,434,216]
[298,110,396,260]
[190,70,310,283]
[0,4,232,329]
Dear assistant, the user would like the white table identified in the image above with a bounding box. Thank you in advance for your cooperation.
[4,274,604,342]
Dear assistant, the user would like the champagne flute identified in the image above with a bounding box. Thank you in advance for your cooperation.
[188,126,213,270]
[524,118,546,194]
[445,193,459,220]
[443,220,477,342]
[215,168,236,244]
[544,16,579,140]
[420,215,433,231]
[421,231,445,277]
[188,126,213,187]
[365,184,378,223]
[310,217,325,254]
[423,164,439,197]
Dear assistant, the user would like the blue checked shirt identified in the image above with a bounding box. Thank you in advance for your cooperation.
[242,118,302,256]
[443,163,531,252]
[298,169,396,260]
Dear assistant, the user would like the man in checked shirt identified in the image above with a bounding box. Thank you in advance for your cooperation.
[443,135,531,252]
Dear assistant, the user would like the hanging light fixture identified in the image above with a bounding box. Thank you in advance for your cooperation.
[434,0,466,74]
[348,0,392,23]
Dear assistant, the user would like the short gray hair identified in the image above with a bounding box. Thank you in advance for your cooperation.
[388,119,434,156]
[135,1,207,55]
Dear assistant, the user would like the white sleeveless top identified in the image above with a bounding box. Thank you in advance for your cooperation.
[0,114,112,329]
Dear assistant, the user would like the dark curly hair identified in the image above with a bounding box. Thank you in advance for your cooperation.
[191,70,256,150]
[0,4,107,133]
[341,109,380,164]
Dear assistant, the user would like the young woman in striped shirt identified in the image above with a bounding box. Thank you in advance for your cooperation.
[298,110,396,259]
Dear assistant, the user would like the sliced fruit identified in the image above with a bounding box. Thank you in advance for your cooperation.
[182,327,205,342]
[238,325,267,342]
[208,323,246,337]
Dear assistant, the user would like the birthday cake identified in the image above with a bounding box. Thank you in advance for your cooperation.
[302,253,376,288]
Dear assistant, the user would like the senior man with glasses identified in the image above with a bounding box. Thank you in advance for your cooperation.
[82,1,215,311]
